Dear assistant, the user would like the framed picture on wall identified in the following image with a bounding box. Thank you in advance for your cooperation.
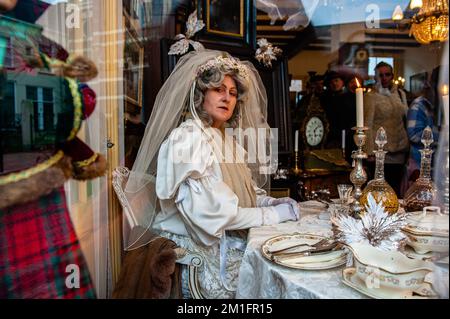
[207,0,243,37]
[124,29,144,107]
[410,72,428,97]
[197,0,255,48]
[337,43,372,78]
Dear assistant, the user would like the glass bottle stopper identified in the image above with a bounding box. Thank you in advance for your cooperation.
[375,127,387,151]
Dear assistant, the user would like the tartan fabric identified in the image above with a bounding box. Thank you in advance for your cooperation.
[0,187,96,299]
[401,96,440,195]
[406,96,440,166]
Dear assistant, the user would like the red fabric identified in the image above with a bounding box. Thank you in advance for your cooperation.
[80,84,96,119]
[62,137,95,162]
[0,187,96,298]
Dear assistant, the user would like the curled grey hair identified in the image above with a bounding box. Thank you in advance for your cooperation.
[193,66,249,128]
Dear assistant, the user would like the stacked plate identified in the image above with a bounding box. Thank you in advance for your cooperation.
[403,207,449,255]
[261,233,347,270]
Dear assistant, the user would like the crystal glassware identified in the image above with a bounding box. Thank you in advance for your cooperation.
[337,184,353,204]
[360,127,399,214]
[404,126,437,212]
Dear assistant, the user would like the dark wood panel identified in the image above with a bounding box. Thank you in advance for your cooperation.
[365,32,417,40]
[366,40,421,47]
[271,169,351,201]
[258,57,292,153]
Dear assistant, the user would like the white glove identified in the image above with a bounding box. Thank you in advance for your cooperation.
[271,203,298,223]
[261,197,300,221]
[258,196,294,206]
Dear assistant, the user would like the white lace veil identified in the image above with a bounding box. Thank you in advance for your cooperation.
[123,49,276,250]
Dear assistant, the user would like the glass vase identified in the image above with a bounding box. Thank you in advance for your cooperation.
[404,127,437,212]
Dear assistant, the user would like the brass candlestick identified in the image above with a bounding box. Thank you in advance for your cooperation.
[291,150,302,175]
[350,126,368,218]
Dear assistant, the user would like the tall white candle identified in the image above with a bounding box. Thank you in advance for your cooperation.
[341,129,346,149]
[355,78,364,127]
[443,85,449,126]
[295,130,299,152]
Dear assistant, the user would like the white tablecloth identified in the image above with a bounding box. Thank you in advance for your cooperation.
[236,201,367,299]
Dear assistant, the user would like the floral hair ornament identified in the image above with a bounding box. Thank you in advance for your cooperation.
[197,55,250,80]
[169,10,205,56]
[255,38,282,68]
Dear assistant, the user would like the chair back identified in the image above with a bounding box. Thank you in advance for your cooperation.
[112,166,136,228]
[112,167,204,298]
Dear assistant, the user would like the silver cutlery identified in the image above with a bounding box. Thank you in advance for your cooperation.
[276,242,339,256]
[269,238,334,255]
[271,242,339,261]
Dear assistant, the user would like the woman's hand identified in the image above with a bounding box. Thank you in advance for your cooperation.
[258,196,300,223]
[268,197,300,220]
[272,203,299,223]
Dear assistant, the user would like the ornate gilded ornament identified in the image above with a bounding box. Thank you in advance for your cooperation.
[255,38,282,68]
[169,10,205,56]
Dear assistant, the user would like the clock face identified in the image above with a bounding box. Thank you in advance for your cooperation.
[305,116,324,146]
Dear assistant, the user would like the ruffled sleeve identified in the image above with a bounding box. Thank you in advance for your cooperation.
[155,121,280,246]
[156,121,214,199]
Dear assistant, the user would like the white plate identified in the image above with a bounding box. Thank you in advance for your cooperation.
[273,250,347,264]
[342,268,437,299]
[261,233,346,270]
[275,255,347,270]
[266,234,322,253]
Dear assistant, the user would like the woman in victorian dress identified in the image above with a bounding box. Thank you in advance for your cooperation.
[124,50,300,298]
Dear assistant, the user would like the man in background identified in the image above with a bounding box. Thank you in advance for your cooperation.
[364,61,409,196]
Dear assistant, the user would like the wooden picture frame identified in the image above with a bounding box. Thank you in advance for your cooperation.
[207,0,243,38]
[197,0,255,48]
[123,29,144,107]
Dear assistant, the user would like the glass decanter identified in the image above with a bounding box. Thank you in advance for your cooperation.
[404,127,437,212]
[360,127,399,214]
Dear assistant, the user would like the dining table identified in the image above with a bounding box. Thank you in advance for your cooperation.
[236,200,369,299]
[236,200,450,299]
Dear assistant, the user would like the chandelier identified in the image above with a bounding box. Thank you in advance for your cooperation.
[392,0,449,44]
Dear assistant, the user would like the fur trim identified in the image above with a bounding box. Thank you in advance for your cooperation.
[63,56,98,82]
[112,236,179,299]
[72,153,107,180]
[148,247,177,298]
[0,156,72,210]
